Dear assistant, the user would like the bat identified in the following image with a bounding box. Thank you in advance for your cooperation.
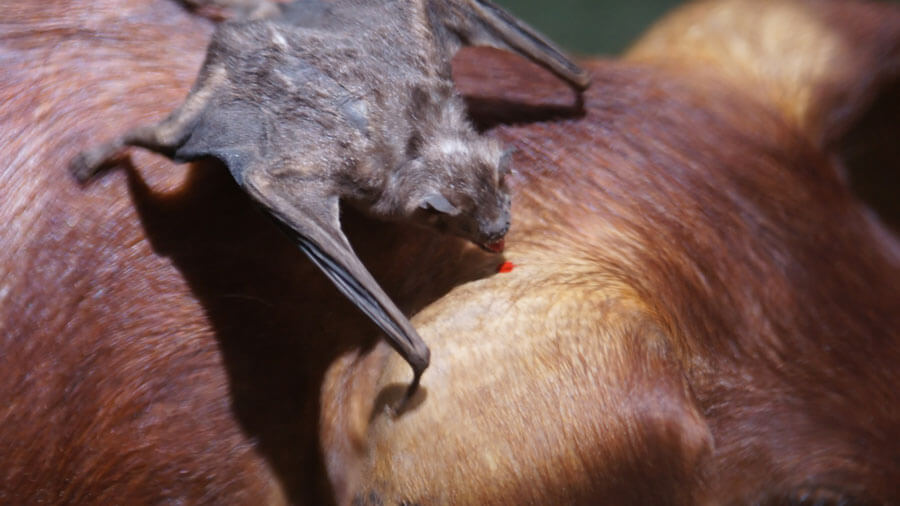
[70,0,589,394]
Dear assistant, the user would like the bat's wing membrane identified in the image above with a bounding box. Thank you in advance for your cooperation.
[172,98,266,185]
[441,0,590,88]
[241,165,431,385]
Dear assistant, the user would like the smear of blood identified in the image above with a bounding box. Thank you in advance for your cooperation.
[485,238,505,253]
[498,261,515,273]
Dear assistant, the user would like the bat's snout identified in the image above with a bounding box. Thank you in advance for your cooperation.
[477,215,510,253]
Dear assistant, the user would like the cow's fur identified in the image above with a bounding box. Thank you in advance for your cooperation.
[1,0,898,504]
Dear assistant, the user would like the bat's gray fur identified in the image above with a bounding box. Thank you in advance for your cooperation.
[71,0,588,392]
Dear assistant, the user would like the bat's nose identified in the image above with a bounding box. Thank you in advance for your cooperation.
[486,215,510,242]
[478,215,510,253]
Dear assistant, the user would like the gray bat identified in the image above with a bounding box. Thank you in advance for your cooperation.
[71,0,589,393]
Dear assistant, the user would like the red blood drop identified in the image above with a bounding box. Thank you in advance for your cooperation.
[498,261,515,273]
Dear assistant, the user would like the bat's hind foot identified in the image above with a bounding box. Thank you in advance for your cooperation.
[70,120,191,183]
[69,142,124,183]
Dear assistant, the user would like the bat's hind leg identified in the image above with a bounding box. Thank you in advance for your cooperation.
[70,121,184,182]
[70,66,226,182]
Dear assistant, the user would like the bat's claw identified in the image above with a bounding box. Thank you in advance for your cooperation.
[400,345,429,407]
[404,368,423,402]
[390,364,425,417]
[69,144,121,183]
[69,152,97,183]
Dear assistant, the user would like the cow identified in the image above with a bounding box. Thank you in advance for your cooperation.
[1,0,898,504]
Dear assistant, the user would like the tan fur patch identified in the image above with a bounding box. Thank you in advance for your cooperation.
[627,0,848,139]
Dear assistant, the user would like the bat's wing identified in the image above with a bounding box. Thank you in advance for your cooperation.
[170,97,267,185]
[241,164,431,387]
[434,0,590,89]
[171,46,368,185]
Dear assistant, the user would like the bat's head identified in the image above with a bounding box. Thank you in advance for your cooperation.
[406,134,512,253]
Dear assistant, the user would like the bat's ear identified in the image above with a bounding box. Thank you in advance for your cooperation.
[499,147,516,176]
[421,193,460,215]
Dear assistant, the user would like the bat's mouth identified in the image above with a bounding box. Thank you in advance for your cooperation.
[480,238,505,253]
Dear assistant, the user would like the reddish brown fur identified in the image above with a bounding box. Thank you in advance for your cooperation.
[2,0,899,504]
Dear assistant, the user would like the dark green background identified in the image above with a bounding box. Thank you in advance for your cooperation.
[494,0,684,55]
[495,0,900,55]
